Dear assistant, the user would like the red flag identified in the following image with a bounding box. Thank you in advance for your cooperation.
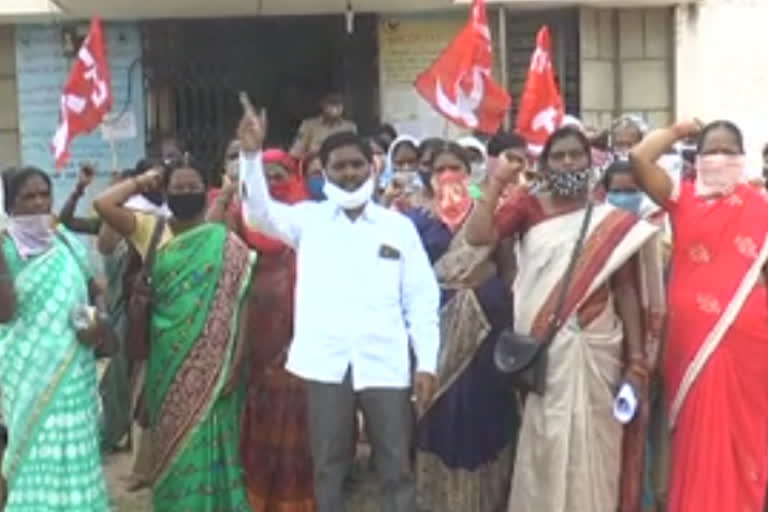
[414,0,511,134]
[52,18,112,169]
[515,26,564,154]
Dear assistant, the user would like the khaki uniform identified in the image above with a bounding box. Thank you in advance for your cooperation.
[291,117,357,157]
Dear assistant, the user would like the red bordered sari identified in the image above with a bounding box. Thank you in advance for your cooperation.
[495,193,663,512]
[664,181,768,512]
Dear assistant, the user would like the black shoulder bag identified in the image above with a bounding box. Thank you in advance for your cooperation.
[493,202,594,396]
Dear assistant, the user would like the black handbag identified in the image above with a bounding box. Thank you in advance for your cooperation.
[494,202,594,395]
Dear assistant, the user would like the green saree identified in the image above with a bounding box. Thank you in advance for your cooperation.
[0,228,109,511]
[146,222,255,511]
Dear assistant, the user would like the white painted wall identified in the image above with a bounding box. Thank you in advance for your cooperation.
[0,0,59,16]
[675,0,768,164]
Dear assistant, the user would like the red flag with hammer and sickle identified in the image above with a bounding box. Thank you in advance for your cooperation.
[515,26,565,154]
[414,0,511,134]
[52,18,112,169]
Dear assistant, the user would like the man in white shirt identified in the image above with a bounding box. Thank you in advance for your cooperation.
[238,110,440,512]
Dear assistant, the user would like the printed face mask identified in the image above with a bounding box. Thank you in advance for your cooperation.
[695,154,746,197]
[544,167,591,197]
[434,170,472,231]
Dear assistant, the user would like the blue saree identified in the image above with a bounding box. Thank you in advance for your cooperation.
[408,208,519,512]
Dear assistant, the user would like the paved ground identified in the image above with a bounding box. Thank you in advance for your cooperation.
[104,452,151,512]
[105,449,380,512]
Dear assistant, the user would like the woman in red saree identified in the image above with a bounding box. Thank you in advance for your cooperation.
[631,120,768,512]
[209,148,315,512]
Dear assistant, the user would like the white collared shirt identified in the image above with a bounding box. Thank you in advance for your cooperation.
[240,152,440,390]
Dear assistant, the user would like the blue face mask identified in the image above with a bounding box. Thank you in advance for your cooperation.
[306,176,326,200]
[606,191,643,214]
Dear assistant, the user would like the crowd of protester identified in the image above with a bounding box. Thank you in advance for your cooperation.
[0,92,767,512]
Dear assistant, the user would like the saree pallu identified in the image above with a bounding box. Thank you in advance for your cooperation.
[98,239,134,450]
[0,231,109,511]
[664,183,768,512]
[147,223,255,512]
[415,217,517,512]
[508,204,658,512]
[240,251,314,512]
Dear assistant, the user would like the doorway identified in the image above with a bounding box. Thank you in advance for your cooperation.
[142,15,379,173]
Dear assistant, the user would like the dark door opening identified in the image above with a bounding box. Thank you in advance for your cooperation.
[142,15,379,173]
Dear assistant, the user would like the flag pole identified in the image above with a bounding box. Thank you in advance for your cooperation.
[499,5,510,131]
[441,118,451,138]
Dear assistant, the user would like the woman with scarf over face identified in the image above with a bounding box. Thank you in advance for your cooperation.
[631,120,768,512]
[465,126,665,512]
[232,149,315,512]
[408,143,517,512]
[94,158,256,511]
[0,166,113,511]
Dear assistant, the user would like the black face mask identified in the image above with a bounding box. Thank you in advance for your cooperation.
[167,192,206,219]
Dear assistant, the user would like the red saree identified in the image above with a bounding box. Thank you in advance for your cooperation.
[665,181,768,512]
[236,150,315,512]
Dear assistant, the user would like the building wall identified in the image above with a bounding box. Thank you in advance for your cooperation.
[675,0,768,163]
[378,10,505,139]
[580,7,673,131]
[0,25,19,166]
[377,8,578,138]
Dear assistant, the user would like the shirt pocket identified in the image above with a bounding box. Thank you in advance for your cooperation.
[375,255,402,305]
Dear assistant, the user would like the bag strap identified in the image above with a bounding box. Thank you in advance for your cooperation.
[543,202,595,345]
[140,216,167,283]
[55,230,91,281]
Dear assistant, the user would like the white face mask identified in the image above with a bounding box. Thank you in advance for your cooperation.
[323,175,375,210]
[7,213,55,259]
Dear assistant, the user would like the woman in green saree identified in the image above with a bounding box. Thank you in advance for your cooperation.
[0,166,112,511]
[94,157,256,511]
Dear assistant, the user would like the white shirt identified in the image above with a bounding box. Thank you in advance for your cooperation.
[240,152,440,390]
